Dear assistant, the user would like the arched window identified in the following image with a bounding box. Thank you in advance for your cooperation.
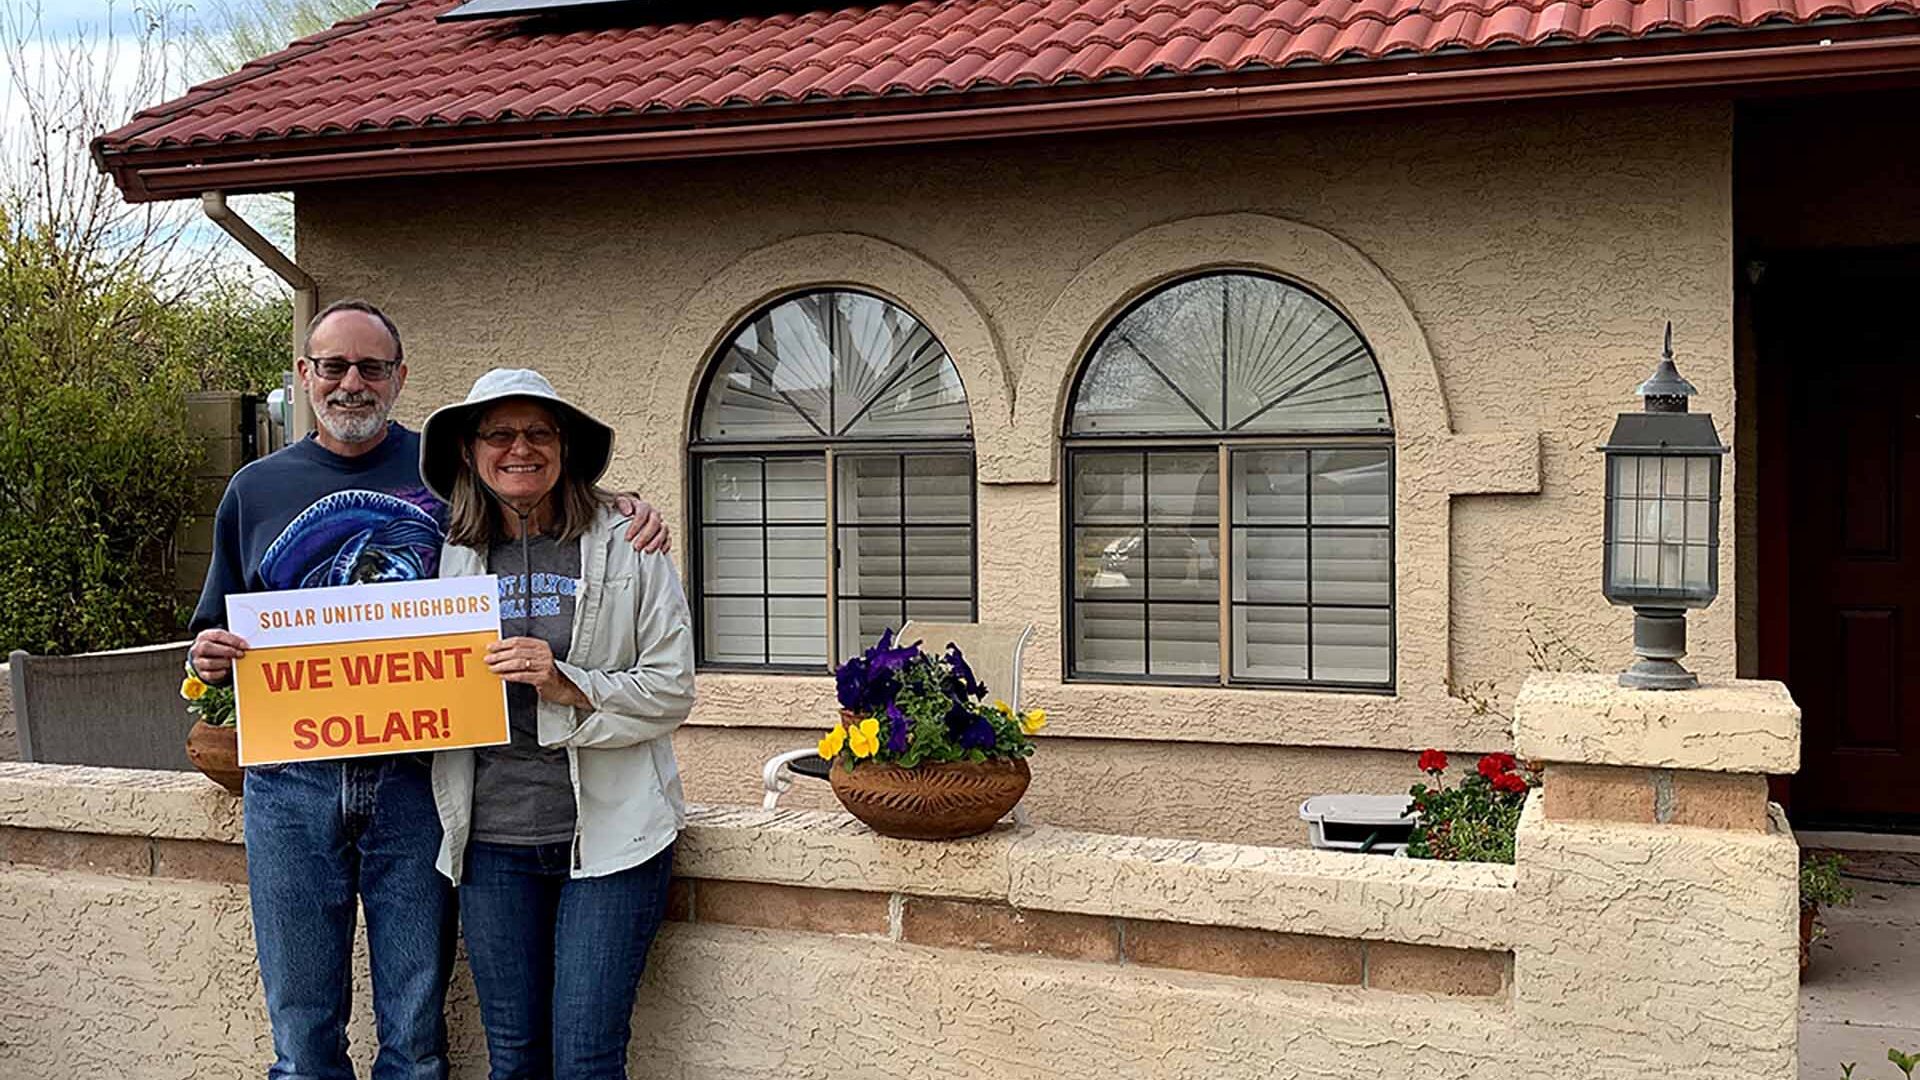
[1064,272,1394,689]
[691,290,976,670]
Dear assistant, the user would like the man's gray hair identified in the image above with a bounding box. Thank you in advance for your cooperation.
[304,299,403,361]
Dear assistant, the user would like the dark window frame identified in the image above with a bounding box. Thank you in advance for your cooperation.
[1062,440,1396,692]
[689,287,980,674]
[1061,270,1396,693]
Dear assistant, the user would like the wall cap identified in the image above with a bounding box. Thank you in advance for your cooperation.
[1513,672,1800,775]
[0,763,1513,949]
[0,761,243,843]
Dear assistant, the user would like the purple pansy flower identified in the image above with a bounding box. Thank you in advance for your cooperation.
[943,644,987,701]
[835,630,922,715]
[835,656,872,712]
[958,714,998,750]
[885,702,910,753]
[870,628,922,672]
[943,701,997,750]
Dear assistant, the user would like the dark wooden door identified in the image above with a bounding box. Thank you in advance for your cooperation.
[1768,252,1920,826]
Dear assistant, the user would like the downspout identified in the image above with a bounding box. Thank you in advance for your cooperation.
[200,191,317,441]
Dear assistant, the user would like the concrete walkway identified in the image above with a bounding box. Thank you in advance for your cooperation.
[1800,878,1920,1080]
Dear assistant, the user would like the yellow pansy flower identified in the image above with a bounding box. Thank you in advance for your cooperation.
[1020,708,1047,735]
[180,675,209,701]
[817,724,847,760]
[848,717,881,759]
[993,699,1013,716]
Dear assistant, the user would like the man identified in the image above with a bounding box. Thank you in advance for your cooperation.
[188,300,669,1080]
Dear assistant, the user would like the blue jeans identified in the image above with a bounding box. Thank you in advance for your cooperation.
[244,757,456,1080]
[458,840,675,1080]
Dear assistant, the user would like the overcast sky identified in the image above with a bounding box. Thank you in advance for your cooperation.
[1,0,287,283]
[29,0,138,34]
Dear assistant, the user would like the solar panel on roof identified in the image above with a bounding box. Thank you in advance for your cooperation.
[437,0,638,21]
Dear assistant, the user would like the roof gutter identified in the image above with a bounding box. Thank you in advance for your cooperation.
[200,191,318,440]
[109,28,1920,200]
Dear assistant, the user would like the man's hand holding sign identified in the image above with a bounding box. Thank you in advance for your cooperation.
[227,576,512,765]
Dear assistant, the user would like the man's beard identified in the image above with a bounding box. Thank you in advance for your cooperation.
[314,389,392,444]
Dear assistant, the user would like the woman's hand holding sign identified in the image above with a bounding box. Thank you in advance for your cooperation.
[487,636,590,708]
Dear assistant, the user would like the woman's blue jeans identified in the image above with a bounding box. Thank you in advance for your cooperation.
[243,757,456,1080]
[459,840,675,1080]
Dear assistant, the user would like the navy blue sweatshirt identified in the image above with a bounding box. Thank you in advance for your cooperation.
[189,425,447,638]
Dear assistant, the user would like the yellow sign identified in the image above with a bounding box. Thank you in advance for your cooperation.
[228,576,510,766]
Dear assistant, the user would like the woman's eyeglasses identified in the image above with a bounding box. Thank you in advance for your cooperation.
[306,356,400,382]
[474,425,560,449]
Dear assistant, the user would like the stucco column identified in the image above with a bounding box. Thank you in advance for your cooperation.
[1510,673,1802,1079]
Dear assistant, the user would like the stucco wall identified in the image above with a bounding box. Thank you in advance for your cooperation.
[294,98,1736,842]
[0,671,1801,1080]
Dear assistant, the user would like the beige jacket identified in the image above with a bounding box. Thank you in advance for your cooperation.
[431,506,695,881]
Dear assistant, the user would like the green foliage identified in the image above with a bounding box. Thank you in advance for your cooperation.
[1801,852,1855,911]
[1405,752,1535,864]
[169,281,296,394]
[875,657,1034,769]
[0,217,188,654]
[0,196,292,656]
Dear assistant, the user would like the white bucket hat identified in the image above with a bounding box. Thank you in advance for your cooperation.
[419,368,614,504]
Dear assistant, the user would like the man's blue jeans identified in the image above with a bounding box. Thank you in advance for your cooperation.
[244,757,456,1080]
[458,840,675,1080]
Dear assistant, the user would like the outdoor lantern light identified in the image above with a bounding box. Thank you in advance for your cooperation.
[1600,324,1727,690]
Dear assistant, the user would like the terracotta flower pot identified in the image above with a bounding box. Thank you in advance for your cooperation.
[185,720,244,796]
[829,757,1031,841]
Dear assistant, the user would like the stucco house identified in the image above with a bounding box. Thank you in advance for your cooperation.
[95,0,1920,843]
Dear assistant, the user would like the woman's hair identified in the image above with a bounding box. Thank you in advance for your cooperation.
[444,403,612,547]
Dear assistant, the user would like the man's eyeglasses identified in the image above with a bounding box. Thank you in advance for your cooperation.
[306,356,400,382]
[474,425,561,449]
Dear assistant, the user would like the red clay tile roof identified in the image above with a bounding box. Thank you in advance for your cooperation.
[94,0,1920,196]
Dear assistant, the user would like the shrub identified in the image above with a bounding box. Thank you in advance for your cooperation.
[0,7,293,657]
[0,208,291,655]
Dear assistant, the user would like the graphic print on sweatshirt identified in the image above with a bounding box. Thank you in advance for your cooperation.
[258,488,446,591]
[497,563,582,624]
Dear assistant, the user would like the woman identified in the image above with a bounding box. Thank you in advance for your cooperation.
[420,368,694,1080]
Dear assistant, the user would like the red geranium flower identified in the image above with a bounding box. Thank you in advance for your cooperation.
[1477,752,1518,779]
[1491,771,1529,794]
[1418,749,1449,775]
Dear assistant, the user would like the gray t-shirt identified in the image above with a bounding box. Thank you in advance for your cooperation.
[471,531,582,845]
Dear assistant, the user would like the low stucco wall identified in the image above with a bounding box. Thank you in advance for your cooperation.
[0,734,1798,1078]
[293,95,1738,843]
